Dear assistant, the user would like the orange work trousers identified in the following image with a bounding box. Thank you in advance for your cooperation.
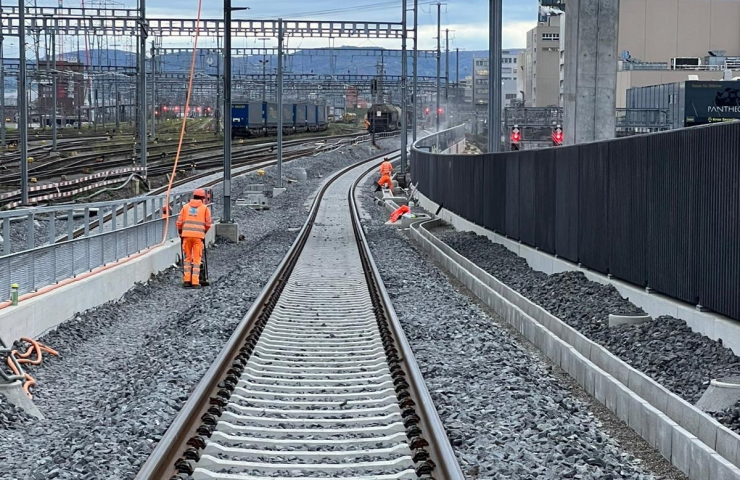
[182,237,204,285]
[378,174,394,194]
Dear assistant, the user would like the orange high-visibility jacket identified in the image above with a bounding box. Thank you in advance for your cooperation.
[379,161,393,176]
[177,199,212,239]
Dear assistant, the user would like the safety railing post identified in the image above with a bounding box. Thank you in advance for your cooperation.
[2,216,9,256]
[85,207,91,271]
[134,201,139,252]
[48,212,57,284]
[26,212,34,250]
[67,209,74,241]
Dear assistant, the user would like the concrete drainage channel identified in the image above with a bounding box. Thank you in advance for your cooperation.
[401,216,740,480]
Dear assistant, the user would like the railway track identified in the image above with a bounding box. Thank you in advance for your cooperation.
[136,152,463,480]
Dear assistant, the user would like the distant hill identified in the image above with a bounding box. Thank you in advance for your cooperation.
[3,47,498,80]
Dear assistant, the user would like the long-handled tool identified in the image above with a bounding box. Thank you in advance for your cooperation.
[200,239,210,286]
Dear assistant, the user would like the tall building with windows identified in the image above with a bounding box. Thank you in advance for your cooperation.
[521,14,561,107]
[472,49,523,109]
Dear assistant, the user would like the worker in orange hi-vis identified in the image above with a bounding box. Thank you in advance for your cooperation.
[176,189,212,288]
[379,157,393,177]
[377,157,394,194]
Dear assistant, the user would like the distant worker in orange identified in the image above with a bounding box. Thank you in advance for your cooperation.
[176,189,212,288]
[377,157,394,194]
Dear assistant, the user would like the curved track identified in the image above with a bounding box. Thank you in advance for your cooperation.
[136,153,463,480]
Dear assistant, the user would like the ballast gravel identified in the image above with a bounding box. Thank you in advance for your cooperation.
[358,184,686,479]
[434,231,740,420]
[0,139,399,479]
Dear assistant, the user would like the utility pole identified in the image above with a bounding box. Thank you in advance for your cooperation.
[215,35,221,135]
[223,0,233,222]
[488,0,502,153]
[51,18,57,151]
[412,0,418,142]
[150,40,156,139]
[400,0,408,173]
[276,18,284,189]
[138,0,148,169]
[19,0,28,205]
[445,28,449,103]
[435,2,441,132]
[0,26,5,151]
[222,1,248,222]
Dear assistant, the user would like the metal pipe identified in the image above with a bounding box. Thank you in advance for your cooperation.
[435,2,441,133]
[223,0,233,222]
[488,0,502,153]
[400,0,408,173]
[276,18,284,189]
[138,0,148,169]
[215,37,221,135]
[19,0,29,205]
[412,0,418,142]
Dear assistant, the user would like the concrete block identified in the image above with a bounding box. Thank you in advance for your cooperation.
[544,332,562,367]
[655,412,675,461]
[671,424,696,476]
[698,412,720,451]
[272,187,287,197]
[628,395,649,438]
[0,381,43,419]
[717,427,740,470]
[666,394,701,442]
[215,222,239,243]
[691,436,716,479]
[709,453,740,480]
[615,382,633,424]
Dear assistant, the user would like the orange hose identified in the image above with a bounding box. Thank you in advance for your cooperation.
[5,338,59,398]
[0,0,204,312]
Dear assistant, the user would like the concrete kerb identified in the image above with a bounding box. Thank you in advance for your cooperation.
[409,218,740,480]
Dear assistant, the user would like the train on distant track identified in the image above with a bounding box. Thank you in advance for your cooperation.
[231,102,328,139]
[365,104,403,133]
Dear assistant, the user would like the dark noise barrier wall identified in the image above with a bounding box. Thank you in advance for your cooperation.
[411,122,740,322]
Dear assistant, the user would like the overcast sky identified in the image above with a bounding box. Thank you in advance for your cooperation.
[6,0,538,55]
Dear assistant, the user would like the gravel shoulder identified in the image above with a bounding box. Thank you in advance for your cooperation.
[357,177,687,479]
[429,226,740,434]
[0,139,399,479]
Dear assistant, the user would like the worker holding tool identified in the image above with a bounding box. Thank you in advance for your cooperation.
[176,189,212,288]
[377,158,394,194]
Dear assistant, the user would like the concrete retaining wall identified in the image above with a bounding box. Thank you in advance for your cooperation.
[0,229,215,341]
[409,216,740,480]
[414,191,740,357]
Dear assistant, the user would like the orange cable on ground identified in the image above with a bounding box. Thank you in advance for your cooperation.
[5,338,59,398]
[0,0,204,312]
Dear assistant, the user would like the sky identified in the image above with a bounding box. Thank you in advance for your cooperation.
[4,0,539,55]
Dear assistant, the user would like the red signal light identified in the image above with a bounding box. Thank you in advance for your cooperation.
[438,107,444,115]
[424,107,430,115]
[163,105,168,111]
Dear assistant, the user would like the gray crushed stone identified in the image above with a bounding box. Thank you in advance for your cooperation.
[434,230,740,426]
[359,185,686,479]
[0,393,32,430]
[0,139,399,479]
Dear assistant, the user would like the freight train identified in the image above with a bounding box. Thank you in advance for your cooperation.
[232,102,328,139]
[365,104,403,133]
